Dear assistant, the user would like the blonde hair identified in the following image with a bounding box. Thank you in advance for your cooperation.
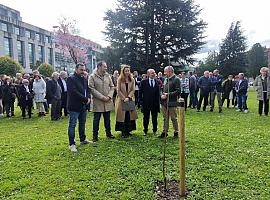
[118,64,132,83]
[260,67,269,74]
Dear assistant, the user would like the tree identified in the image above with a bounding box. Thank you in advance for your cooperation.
[0,56,22,76]
[196,51,219,76]
[100,46,122,73]
[38,63,54,78]
[54,17,89,65]
[104,0,207,72]
[247,43,268,79]
[218,21,247,77]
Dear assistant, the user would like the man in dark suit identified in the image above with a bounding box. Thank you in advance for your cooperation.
[133,71,142,108]
[58,71,68,117]
[46,72,62,121]
[18,79,34,119]
[139,69,160,136]
[67,63,91,152]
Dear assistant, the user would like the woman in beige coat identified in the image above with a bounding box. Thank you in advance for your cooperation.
[254,67,270,116]
[115,65,137,138]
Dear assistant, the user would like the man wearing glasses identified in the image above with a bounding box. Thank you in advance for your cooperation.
[67,63,91,152]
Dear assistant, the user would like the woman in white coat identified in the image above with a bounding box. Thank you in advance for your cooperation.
[33,74,46,116]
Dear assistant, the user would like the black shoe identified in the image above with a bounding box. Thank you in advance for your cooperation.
[210,108,213,112]
[11,113,15,117]
[6,115,10,118]
[158,132,168,138]
[107,134,115,139]
[197,109,200,112]
[219,109,222,113]
[92,138,98,143]
[174,132,179,138]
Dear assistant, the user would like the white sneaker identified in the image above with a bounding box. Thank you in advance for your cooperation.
[69,144,77,152]
[244,110,248,113]
[236,109,241,112]
[232,105,235,108]
[0,114,3,117]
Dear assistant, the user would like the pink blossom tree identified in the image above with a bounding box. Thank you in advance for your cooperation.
[53,17,89,65]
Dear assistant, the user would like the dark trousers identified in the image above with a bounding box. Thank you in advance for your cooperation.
[51,98,62,120]
[93,111,111,139]
[181,93,189,111]
[4,101,14,116]
[189,89,198,108]
[43,101,49,113]
[197,91,209,111]
[22,101,32,118]
[68,110,87,145]
[258,92,269,116]
[232,90,237,106]
[135,90,140,107]
[143,109,158,133]
[60,92,68,116]
[222,98,230,108]
[237,95,248,111]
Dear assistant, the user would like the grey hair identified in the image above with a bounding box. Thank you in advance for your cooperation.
[59,71,67,77]
[238,73,244,77]
[22,79,29,84]
[51,72,59,78]
[147,68,155,74]
[164,66,174,73]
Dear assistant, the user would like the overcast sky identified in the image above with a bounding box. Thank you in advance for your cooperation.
[2,0,270,59]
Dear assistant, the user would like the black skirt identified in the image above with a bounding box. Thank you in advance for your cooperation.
[115,111,136,132]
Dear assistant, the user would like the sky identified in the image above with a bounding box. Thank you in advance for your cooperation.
[1,0,270,59]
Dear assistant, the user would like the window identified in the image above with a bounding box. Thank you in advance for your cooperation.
[17,41,24,67]
[28,43,34,66]
[1,22,8,32]
[14,27,20,35]
[35,33,41,41]
[4,37,12,56]
[46,36,51,43]
[37,46,44,62]
[48,48,53,64]
[25,30,31,38]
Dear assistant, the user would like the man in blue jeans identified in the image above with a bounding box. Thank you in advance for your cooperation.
[235,73,248,113]
[67,63,91,152]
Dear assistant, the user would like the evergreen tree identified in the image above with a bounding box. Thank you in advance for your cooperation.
[104,0,207,72]
[218,21,247,77]
[247,43,268,79]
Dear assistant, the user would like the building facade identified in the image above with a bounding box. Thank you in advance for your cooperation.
[0,4,103,75]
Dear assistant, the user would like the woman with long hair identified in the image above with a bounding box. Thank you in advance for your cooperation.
[115,65,137,138]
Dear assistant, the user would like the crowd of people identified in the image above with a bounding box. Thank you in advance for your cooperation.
[0,63,268,152]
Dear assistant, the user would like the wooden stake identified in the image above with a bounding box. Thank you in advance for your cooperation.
[178,98,186,197]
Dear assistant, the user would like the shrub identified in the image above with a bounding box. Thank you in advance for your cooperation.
[0,56,22,76]
[38,63,54,78]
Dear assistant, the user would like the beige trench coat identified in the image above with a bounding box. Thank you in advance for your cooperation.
[115,78,138,122]
[89,71,115,112]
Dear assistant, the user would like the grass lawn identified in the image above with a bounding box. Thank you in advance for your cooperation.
[0,90,270,199]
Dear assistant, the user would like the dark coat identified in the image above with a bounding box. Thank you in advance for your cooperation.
[0,81,3,99]
[139,79,160,112]
[235,79,248,96]
[198,76,211,94]
[211,74,224,92]
[161,74,181,106]
[67,73,90,112]
[17,84,34,107]
[222,79,233,99]
[46,79,58,103]
[57,78,68,100]
[2,83,16,103]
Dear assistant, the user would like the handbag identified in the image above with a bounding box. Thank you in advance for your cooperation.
[122,100,136,111]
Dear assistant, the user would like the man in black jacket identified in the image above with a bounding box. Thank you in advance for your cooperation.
[67,63,91,152]
[197,71,211,112]
[139,69,160,136]
[159,66,181,138]
[18,79,34,119]
[46,72,62,121]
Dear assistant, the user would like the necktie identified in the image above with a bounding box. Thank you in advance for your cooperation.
[151,79,154,87]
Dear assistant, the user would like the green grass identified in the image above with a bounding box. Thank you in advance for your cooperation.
[0,90,270,199]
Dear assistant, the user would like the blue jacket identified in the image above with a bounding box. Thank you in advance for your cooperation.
[210,75,223,92]
[235,79,248,96]
[198,76,211,93]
